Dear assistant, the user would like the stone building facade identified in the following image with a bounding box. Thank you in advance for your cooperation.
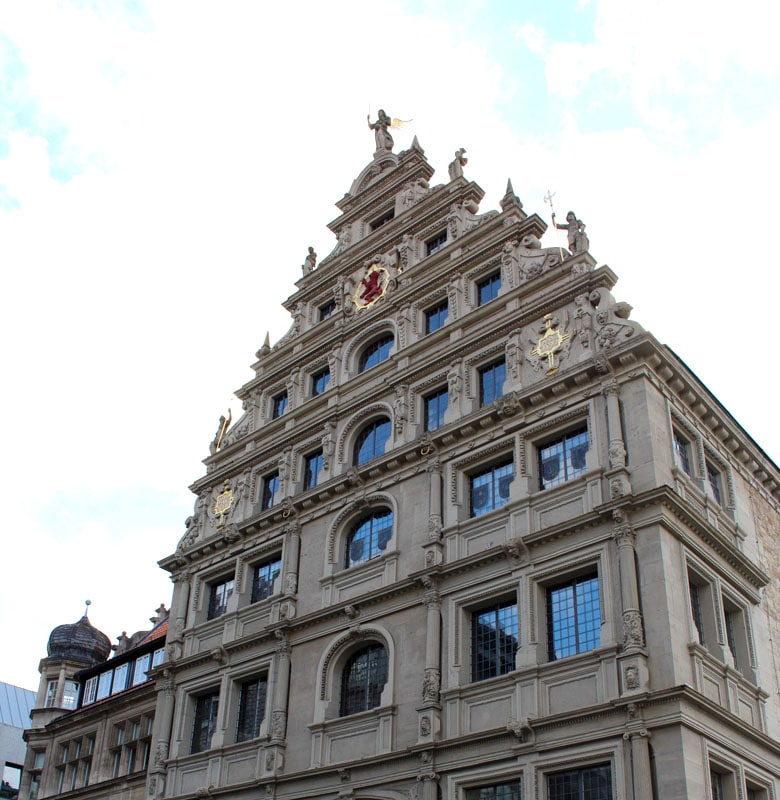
[26,121,780,800]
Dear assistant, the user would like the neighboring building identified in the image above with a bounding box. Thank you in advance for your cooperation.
[1,682,36,797]
[20,607,167,800]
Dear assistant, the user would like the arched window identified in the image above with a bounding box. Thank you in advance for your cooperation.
[358,334,394,372]
[340,643,388,716]
[354,418,391,465]
[345,510,393,568]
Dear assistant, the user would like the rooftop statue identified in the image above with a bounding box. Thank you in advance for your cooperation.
[302,246,317,276]
[553,210,589,254]
[448,148,468,180]
[367,109,394,153]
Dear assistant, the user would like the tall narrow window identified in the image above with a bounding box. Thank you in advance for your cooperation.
[538,427,589,489]
[208,577,235,620]
[673,430,691,475]
[251,557,281,603]
[477,271,501,305]
[479,359,506,406]
[354,418,391,465]
[191,692,220,754]
[132,653,151,686]
[304,449,324,489]
[62,680,79,709]
[346,510,394,568]
[470,459,514,517]
[271,392,288,419]
[340,643,388,716]
[425,299,449,334]
[261,471,280,510]
[471,600,518,681]
[311,367,331,396]
[235,677,267,743]
[424,387,448,431]
[706,460,723,505]
[547,573,600,660]
[689,581,705,645]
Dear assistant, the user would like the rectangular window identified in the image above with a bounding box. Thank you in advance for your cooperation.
[111,750,121,779]
[538,426,589,490]
[83,676,98,706]
[425,299,449,334]
[271,392,288,419]
[311,367,331,396]
[33,752,45,770]
[689,580,705,645]
[82,759,91,786]
[235,676,268,743]
[132,653,151,686]
[673,429,692,475]
[152,647,165,668]
[62,680,79,709]
[722,595,750,673]
[479,359,506,406]
[111,663,128,695]
[191,691,220,754]
[251,557,282,603]
[319,299,336,320]
[471,600,518,682]
[706,460,723,505]
[96,671,112,700]
[548,764,612,800]
[547,573,601,660]
[470,459,514,517]
[710,769,724,800]
[304,450,324,490]
[208,577,235,620]
[370,208,394,230]
[477,271,501,305]
[465,782,522,800]
[426,231,447,255]
[126,745,136,774]
[45,680,58,708]
[261,471,280,510]
[424,387,448,432]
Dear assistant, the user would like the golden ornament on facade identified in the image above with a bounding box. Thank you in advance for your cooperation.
[212,481,235,526]
[531,313,570,375]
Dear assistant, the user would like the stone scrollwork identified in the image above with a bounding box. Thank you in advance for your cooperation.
[422,668,441,702]
[622,609,645,648]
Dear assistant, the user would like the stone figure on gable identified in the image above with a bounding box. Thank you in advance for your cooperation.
[552,210,589,254]
[301,246,317,276]
[367,109,394,153]
[448,147,468,180]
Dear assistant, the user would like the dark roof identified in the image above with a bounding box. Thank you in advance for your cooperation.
[47,615,111,666]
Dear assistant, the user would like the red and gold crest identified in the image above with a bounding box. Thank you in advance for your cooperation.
[352,263,390,310]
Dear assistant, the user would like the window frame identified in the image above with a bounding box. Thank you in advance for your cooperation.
[469,457,514,517]
[190,690,220,754]
[271,391,289,419]
[207,576,235,620]
[369,207,395,231]
[465,781,523,800]
[547,763,613,800]
[424,299,449,334]
[546,571,601,661]
[235,675,268,743]
[339,642,389,717]
[477,270,501,305]
[424,386,449,432]
[345,509,394,569]
[425,230,447,256]
[304,449,325,490]
[471,598,519,682]
[537,425,589,490]
[358,334,394,373]
[260,471,280,511]
[311,366,331,396]
[319,299,336,321]
[673,428,692,475]
[479,359,506,406]
[354,417,392,466]
[251,556,282,604]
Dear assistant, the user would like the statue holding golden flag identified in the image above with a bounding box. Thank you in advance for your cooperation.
[367,109,410,153]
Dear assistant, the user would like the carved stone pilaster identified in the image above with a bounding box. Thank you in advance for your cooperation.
[622,609,645,648]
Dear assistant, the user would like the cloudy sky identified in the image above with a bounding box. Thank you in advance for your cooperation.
[2,0,778,692]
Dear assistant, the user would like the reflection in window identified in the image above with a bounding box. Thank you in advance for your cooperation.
[470,459,514,517]
[304,450,324,489]
[346,511,393,568]
[539,427,588,489]
[340,643,388,716]
[261,471,280,510]
[271,392,288,419]
[354,418,391,465]
[471,601,518,682]
[479,360,505,406]
[547,573,600,660]
[312,367,331,396]
[358,335,393,372]
[466,783,522,800]
[548,764,612,800]
[424,387,448,431]
[673,429,691,475]
[251,557,281,603]
[191,691,219,754]
[235,676,267,742]
[208,578,234,620]
[477,271,501,305]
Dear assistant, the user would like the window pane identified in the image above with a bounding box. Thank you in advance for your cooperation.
[548,764,612,800]
[539,427,589,489]
[706,461,723,504]
[132,654,151,686]
[472,601,518,681]
[689,581,705,645]
[359,335,394,372]
[426,231,447,255]
[425,387,448,431]
[208,579,234,620]
[319,300,336,320]
[251,558,282,603]
[312,368,331,396]
[479,360,506,406]
[470,459,514,517]
[96,672,112,701]
[272,392,288,419]
[191,692,219,754]
[340,644,388,716]
[111,664,128,695]
[235,677,267,743]
[304,450,324,489]
[346,511,394,568]
[355,419,391,465]
[673,430,691,474]
[425,300,449,334]
[478,271,501,305]
[465,782,522,800]
[261,472,279,510]
[548,574,600,660]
